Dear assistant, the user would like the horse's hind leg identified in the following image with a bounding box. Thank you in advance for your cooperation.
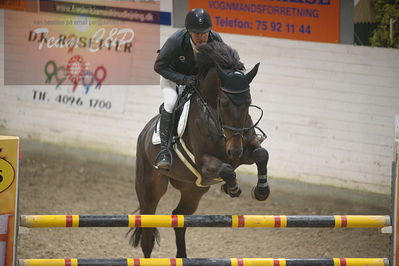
[169,180,209,258]
[133,159,168,258]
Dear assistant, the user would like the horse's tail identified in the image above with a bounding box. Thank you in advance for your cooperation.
[128,122,161,250]
[127,227,160,248]
[126,208,160,248]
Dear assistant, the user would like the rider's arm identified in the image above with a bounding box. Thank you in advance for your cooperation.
[154,38,185,85]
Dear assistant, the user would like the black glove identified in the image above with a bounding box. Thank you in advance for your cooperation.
[183,75,198,89]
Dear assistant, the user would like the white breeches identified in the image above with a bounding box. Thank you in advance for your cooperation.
[161,76,185,113]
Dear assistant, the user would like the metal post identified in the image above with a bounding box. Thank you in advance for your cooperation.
[391,116,399,266]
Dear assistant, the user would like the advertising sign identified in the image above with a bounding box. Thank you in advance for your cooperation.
[4,1,160,113]
[189,0,340,43]
[4,1,160,87]
[0,0,25,11]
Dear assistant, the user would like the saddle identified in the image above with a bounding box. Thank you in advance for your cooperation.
[152,88,223,187]
[152,88,192,145]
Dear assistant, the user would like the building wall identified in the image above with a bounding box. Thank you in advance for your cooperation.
[1,12,398,194]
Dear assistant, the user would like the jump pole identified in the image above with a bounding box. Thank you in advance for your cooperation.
[18,258,389,266]
[17,118,399,265]
[20,214,390,228]
[0,136,19,266]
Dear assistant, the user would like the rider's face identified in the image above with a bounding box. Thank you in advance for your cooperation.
[189,31,210,45]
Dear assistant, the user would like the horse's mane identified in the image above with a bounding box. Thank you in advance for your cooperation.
[196,41,245,76]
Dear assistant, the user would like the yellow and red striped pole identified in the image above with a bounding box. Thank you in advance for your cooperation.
[20,214,390,228]
[18,258,389,266]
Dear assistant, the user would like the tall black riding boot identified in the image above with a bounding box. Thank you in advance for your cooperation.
[154,108,173,170]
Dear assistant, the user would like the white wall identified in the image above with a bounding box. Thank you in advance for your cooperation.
[227,33,399,194]
[1,11,398,194]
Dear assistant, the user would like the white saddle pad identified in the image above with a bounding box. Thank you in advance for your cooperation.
[152,100,191,145]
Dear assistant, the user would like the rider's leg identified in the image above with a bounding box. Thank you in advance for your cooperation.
[154,77,178,170]
[162,78,178,113]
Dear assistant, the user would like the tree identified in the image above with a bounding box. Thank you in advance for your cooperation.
[370,0,399,48]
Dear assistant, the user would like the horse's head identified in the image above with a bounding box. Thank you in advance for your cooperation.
[196,41,261,161]
[216,63,260,160]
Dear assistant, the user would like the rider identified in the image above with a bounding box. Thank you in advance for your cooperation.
[153,8,223,170]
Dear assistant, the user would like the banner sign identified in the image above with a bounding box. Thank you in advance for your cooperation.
[39,1,171,25]
[189,0,340,43]
[19,85,127,113]
[0,0,25,11]
[39,1,162,24]
[4,1,160,87]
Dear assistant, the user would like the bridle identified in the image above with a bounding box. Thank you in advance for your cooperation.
[192,84,266,142]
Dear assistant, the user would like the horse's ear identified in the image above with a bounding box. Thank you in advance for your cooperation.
[245,63,260,84]
[215,63,229,85]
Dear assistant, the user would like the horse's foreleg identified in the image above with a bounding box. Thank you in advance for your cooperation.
[200,154,241,198]
[251,147,270,201]
[170,180,209,258]
[219,163,241,197]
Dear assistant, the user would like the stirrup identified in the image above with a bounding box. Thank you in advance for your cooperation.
[154,150,172,170]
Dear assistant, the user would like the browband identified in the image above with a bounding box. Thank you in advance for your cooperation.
[221,87,249,94]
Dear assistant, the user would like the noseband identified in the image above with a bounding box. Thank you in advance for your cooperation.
[220,103,265,141]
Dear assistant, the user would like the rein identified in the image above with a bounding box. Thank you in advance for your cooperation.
[221,104,267,140]
[191,84,266,141]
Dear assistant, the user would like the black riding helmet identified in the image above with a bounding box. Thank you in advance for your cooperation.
[185,8,212,33]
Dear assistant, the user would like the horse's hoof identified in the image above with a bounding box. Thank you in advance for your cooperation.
[230,187,242,198]
[251,186,270,201]
[221,184,241,198]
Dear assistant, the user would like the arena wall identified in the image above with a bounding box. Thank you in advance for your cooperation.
[1,11,398,194]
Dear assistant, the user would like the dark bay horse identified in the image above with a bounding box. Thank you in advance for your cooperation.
[131,41,270,258]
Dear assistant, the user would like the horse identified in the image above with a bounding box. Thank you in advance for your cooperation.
[130,41,270,258]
